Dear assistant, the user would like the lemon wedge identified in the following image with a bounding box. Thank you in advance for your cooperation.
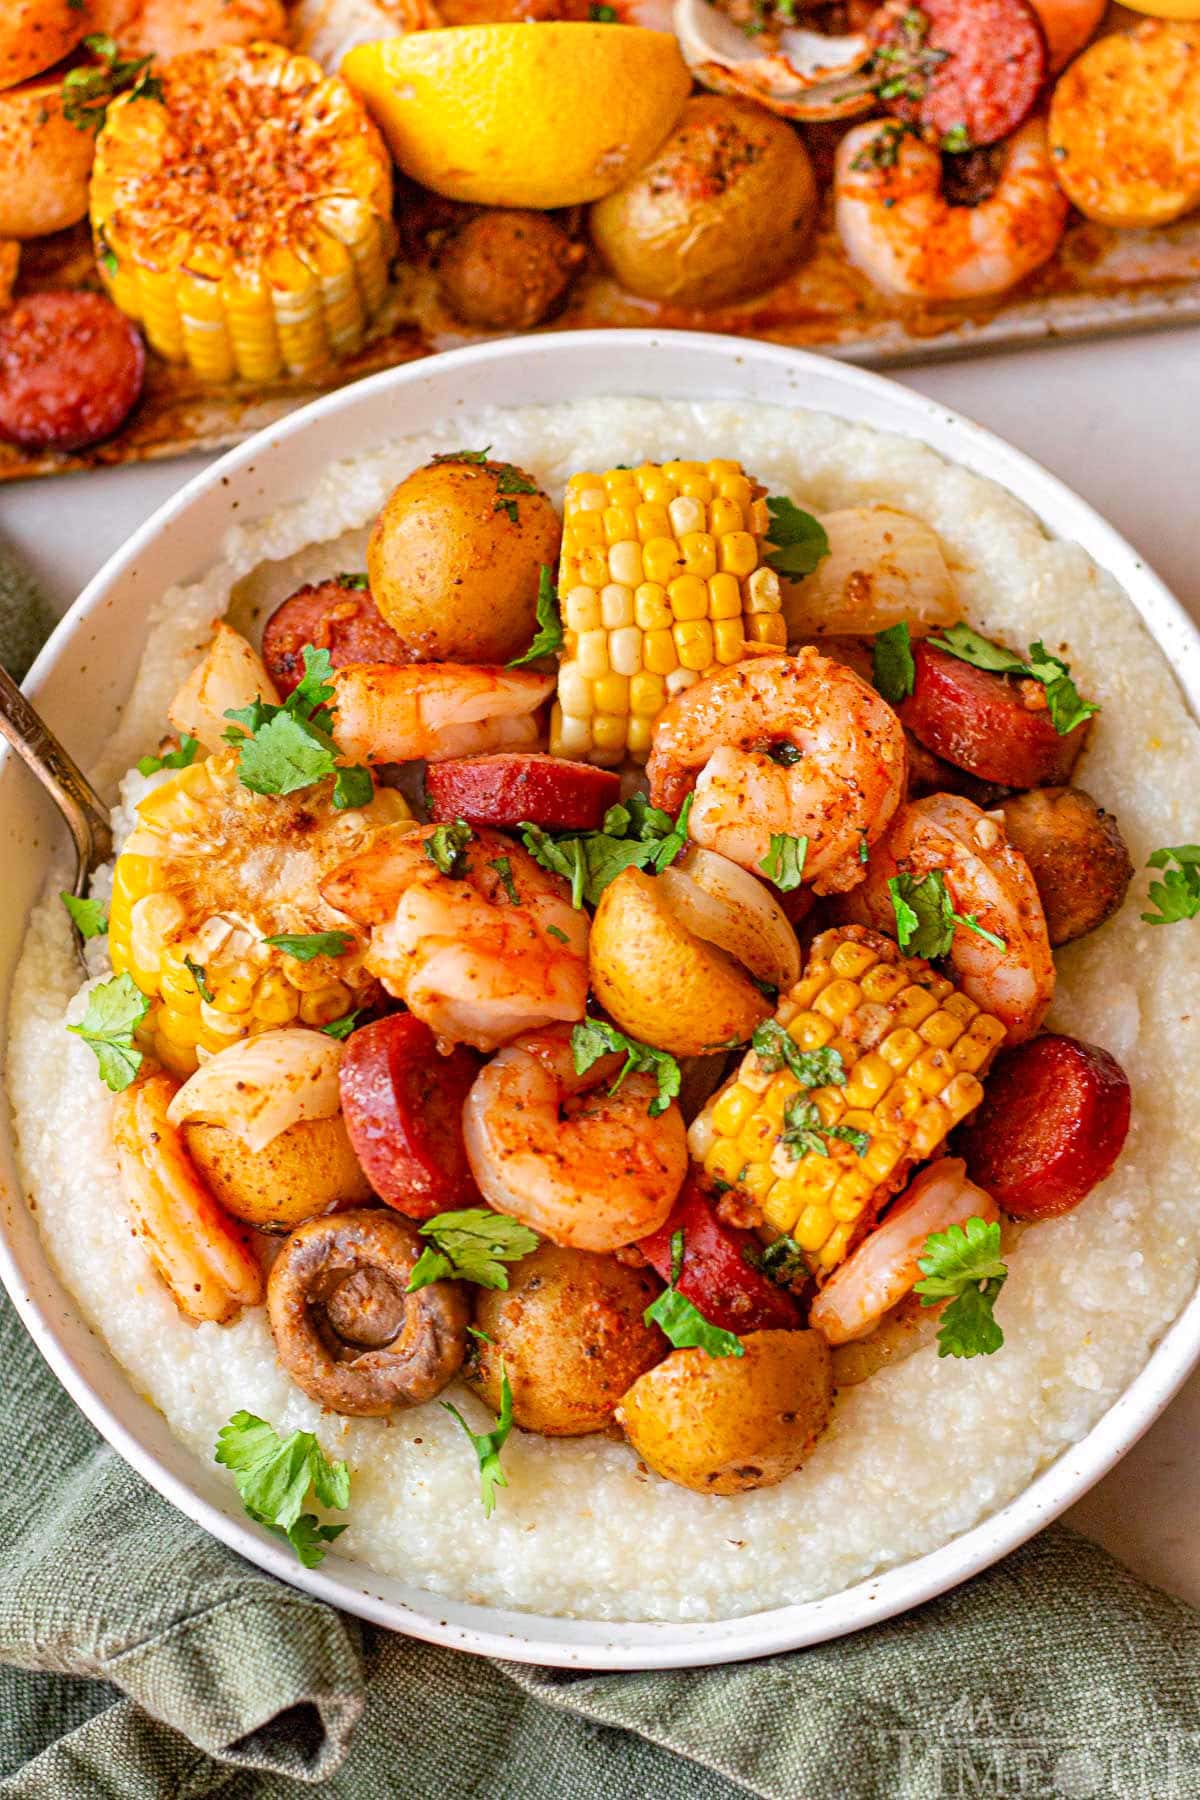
[341,23,691,208]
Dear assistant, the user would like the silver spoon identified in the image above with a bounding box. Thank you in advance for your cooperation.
[0,662,112,960]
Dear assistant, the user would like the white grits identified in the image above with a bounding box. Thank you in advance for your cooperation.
[8,397,1200,1623]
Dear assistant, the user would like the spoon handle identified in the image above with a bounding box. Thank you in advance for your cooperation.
[0,662,112,887]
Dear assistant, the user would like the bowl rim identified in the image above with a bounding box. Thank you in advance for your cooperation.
[4,327,1199,1670]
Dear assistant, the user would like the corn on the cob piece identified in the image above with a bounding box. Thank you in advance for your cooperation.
[550,459,788,768]
[90,43,394,384]
[689,927,1006,1278]
[109,751,412,1075]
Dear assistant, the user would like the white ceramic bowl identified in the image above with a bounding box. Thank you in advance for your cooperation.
[3,331,1199,1670]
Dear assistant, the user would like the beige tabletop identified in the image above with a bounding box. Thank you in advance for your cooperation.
[3,324,1198,1607]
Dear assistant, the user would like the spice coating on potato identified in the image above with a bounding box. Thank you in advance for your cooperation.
[367,457,561,663]
[589,96,817,309]
[998,787,1133,946]
[183,1113,374,1232]
[437,210,585,330]
[589,864,772,1057]
[467,1241,667,1435]
[617,1328,833,1495]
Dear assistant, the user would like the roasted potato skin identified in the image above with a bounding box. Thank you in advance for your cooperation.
[998,787,1133,946]
[589,865,771,1057]
[467,1241,667,1436]
[589,96,817,308]
[617,1328,833,1495]
[367,458,561,663]
[183,1114,374,1232]
[0,78,95,238]
[436,209,584,330]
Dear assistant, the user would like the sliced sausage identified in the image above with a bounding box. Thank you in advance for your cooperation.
[0,291,144,453]
[425,753,622,832]
[436,209,584,331]
[958,1033,1131,1219]
[638,1176,803,1334]
[871,0,1047,149]
[998,787,1133,945]
[339,1014,482,1220]
[262,579,409,696]
[900,642,1092,789]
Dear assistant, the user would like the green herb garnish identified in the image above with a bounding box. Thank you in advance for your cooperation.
[887,870,1006,959]
[214,1412,350,1567]
[488,857,521,904]
[336,571,369,590]
[493,464,539,525]
[781,1093,869,1161]
[424,819,474,877]
[751,1021,846,1091]
[261,930,353,962]
[223,644,371,809]
[570,1018,681,1117]
[184,955,214,1003]
[763,497,829,581]
[320,1011,362,1040]
[507,566,563,667]
[407,1209,539,1293]
[644,1230,744,1359]
[519,792,691,909]
[745,1235,808,1286]
[59,892,108,939]
[927,624,1098,737]
[1142,845,1200,925]
[63,34,163,134]
[442,1365,514,1517]
[914,1216,1007,1358]
[136,734,199,777]
[431,447,491,465]
[940,123,972,153]
[759,832,808,892]
[872,621,915,704]
[67,973,148,1092]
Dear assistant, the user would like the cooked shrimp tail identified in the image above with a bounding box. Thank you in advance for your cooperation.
[331,662,553,765]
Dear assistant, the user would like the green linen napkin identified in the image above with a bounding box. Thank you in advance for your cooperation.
[4,545,1200,1799]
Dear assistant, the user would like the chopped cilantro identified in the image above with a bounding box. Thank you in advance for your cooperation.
[759,832,808,892]
[927,623,1098,737]
[336,571,369,590]
[407,1208,539,1292]
[320,1010,362,1040]
[63,34,163,134]
[1142,845,1200,925]
[493,464,539,525]
[940,123,972,153]
[261,931,353,961]
[214,1411,349,1567]
[488,856,521,904]
[745,1235,808,1286]
[763,497,829,581]
[184,955,214,1003]
[872,621,915,705]
[425,819,474,877]
[442,1365,514,1517]
[431,447,491,464]
[751,1021,846,1091]
[59,891,108,939]
[136,734,199,777]
[887,870,1006,959]
[914,1216,1007,1358]
[333,765,374,811]
[859,836,870,866]
[781,1093,869,1161]
[519,792,691,909]
[507,566,563,667]
[66,973,148,1092]
[570,1018,681,1117]
[546,923,570,944]
[644,1233,744,1359]
[223,644,371,809]
[589,2,618,15]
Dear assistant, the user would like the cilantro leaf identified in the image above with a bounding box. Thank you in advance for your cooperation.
[887,871,1006,958]
[425,819,474,876]
[136,734,199,777]
[781,1093,869,1160]
[261,931,353,961]
[236,711,336,796]
[442,1365,514,1516]
[488,856,521,904]
[493,464,539,524]
[914,1215,1007,1359]
[763,497,829,580]
[224,644,369,806]
[750,1021,846,1090]
[63,34,162,134]
[184,955,214,1003]
[745,1235,808,1285]
[431,447,491,464]
[872,621,915,705]
[1142,845,1200,925]
[518,792,691,908]
[570,1018,681,1117]
[759,832,808,892]
[546,924,570,944]
[927,623,1098,738]
[215,1411,351,1565]
[333,765,374,811]
[67,973,148,1091]
[59,891,108,939]
[507,566,563,667]
[335,571,369,591]
[407,1208,539,1292]
[320,1010,362,1040]
[643,1232,744,1359]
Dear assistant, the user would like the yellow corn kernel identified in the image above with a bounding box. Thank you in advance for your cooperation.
[571,512,606,548]
[741,1162,776,1203]
[788,1009,836,1051]
[565,587,601,632]
[862,963,909,1004]
[705,1139,747,1187]
[591,715,627,757]
[894,984,941,1028]
[668,574,709,621]
[669,497,707,537]
[707,571,742,619]
[747,613,788,647]
[610,627,642,677]
[880,1026,923,1071]
[719,530,758,577]
[626,717,654,757]
[795,1204,834,1253]
[634,582,671,630]
[576,631,610,678]
[710,496,743,535]
[630,671,667,718]
[909,1048,956,1098]
[745,567,781,613]
[644,629,678,675]
[674,619,714,671]
[600,584,634,629]
[842,1051,893,1109]
[830,939,879,980]
[593,673,629,715]
[713,620,746,664]
[814,978,863,1025]
[680,532,717,577]
[711,1082,758,1137]
[300,984,353,1027]
[715,471,752,508]
[919,1008,967,1050]
[642,537,685,584]
[609,541,643,586]
[738,1113,778,1163]
[603,505,636,543]
[579,547,610,588]
[253,972,300,1025]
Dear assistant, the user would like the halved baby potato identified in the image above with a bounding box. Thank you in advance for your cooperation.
[617,1327,833,1495]
[183,1113,373,1233]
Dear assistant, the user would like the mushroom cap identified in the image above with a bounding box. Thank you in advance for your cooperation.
[267,1208,469,1416]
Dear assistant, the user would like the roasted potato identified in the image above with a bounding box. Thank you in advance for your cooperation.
[437,210,585,330]
[0,78,95,239]
[998,787,1133,946]
[0,1,86,91]
[183,1113,374,1232]
[617,1328,833,1495]
[367,456,562,663]
[467,1242,666,1436]
[1049,21,1200,227]
[589,96,817,308]
[589,864,773,1057]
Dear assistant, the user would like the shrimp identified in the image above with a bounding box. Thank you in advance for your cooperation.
[461,1025,688,1250]
[112,1073,265,1326]
[645,649,907,895]
[330,663,553,765]
[88,0,288,57]
[810,1157,996,1345]
[834,117,1070,301]
[321,825,588,1052]
[844,792,1055,1042]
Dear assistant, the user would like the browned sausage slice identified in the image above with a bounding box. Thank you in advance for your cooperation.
[871,0,1047,148]
[998,787,1133,945]
[262,580,411,696]
[900,642,1092,788]
[0,290,144,453]
[425,753,621,832]
[958,1033,1131,1218]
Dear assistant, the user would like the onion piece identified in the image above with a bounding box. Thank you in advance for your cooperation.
[780,506,957,641]
[167,622,280,755]
[167,1028,343,1153]
[658,846,801,991]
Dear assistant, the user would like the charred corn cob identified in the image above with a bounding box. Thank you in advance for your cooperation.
[550,460,788,767]
[90,43,394,384]
[108,750,412,1075]
[689,927,1006,1277]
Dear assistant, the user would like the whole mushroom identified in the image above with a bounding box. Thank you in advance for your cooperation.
[267,1209,469,1415]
